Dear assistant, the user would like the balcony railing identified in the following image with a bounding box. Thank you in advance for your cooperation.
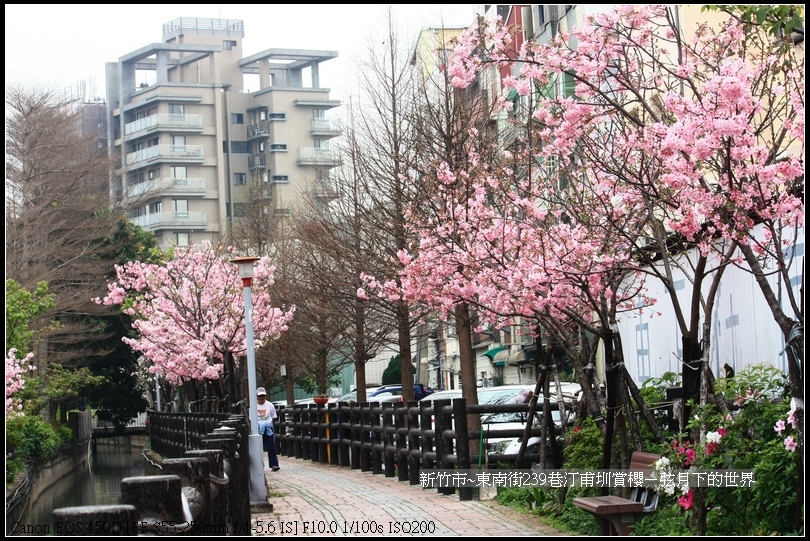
[248,154,266,169]
[296,148,340,167]
[124,114,203,138]
[247,121,271,139]
[132,211,207,230]
[310,118,342,138]
[125,145,204,166]
[125,178,206,199]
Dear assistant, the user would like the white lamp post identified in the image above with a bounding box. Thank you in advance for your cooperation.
[231,256,268,504]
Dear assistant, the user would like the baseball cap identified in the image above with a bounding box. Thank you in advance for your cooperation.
[256,387,267,396]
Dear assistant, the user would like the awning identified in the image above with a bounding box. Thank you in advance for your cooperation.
[483,346,508,367]
[507,349,525,366]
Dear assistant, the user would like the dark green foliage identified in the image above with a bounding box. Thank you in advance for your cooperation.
[84,219,164,426]
[381,355,416,385]
[6,415,68,462]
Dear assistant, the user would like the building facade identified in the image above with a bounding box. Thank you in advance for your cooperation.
[105,17,341,250]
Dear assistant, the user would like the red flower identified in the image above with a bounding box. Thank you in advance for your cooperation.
[684,448,697,465]
[573,425,581,433]
[717,427,728,437]
[678,489,695,510]
[706,442,719,456]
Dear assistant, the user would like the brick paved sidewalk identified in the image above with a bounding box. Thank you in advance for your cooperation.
[251,457,568,537]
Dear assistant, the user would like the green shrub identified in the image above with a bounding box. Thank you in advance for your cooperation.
[6,415,66,462]
[6,457,25,486]
[632,503,692,535]
[639,364,801,535]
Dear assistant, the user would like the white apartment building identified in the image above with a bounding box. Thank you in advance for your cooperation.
[105,17,341,250]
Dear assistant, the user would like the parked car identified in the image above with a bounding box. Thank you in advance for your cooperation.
[336,386,381,403]
[337,383,435,403]
[478,383,580,466]
[419,389,463,404]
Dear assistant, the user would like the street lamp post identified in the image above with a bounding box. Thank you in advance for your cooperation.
[231,256,268,504]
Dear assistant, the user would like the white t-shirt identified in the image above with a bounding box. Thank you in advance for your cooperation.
[257,399,277,423]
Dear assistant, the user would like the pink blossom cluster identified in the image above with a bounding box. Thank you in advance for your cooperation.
[672,439,697,467]
[362,5,803,339]
[6,349,35,418]
[95,242,295,385]
[774,407,799,452]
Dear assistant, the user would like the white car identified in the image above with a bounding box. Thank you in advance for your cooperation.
[478,383,580,463]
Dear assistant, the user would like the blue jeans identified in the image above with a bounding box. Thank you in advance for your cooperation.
[262,432,279,468]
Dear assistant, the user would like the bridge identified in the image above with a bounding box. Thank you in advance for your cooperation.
[91,411,148,439]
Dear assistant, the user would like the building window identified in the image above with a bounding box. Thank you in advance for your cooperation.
[271,175,289,183]
[231,113,244,124]
[173,199,189,218]
[268,112,286,120]
[169,104,185,121]
[171,135,186,151]
[175,232,190,247]
[231,141,249,153]
[223,40,237,50]
[234,173,247,185]
[172,165,188,180]
[269,143,287,151]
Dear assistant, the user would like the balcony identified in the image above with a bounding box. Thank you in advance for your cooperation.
[247,115,286,139]
[297,148,341,167]
[125,145,204,167]
[310,118,342,138]
[312,179,338,199]
[248,153,266,169]
[132,211,207,230]
[125,178,206,200]
[124,114,203,139]
[247,120,272,139]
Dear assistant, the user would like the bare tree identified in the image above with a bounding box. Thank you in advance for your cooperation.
[342,10,427,402]
[5,84,126,369]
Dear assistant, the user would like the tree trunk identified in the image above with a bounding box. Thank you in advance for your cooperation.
[396,301,414,401]
[455,303,481,461]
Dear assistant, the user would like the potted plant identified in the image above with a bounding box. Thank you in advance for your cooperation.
[313,393,330,406]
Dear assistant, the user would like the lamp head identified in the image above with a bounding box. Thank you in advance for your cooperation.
[231,256,260,281]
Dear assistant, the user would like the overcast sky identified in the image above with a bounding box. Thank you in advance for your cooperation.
[5,4,478,106]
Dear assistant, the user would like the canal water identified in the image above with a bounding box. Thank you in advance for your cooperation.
[12,436,146,536]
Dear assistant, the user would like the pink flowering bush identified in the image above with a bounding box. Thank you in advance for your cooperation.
[773,406,800,453]
[5,348,34,418]
[644,364,801,535]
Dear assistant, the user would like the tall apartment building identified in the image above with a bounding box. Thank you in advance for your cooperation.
[105,17,342,250]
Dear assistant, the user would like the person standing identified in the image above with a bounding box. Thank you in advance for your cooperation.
[256,387,280,471]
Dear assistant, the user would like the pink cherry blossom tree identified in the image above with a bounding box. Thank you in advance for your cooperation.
[96,241,294,412]
[437,5,802,530]
[6,349,35,418]
[391,140,667,467]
